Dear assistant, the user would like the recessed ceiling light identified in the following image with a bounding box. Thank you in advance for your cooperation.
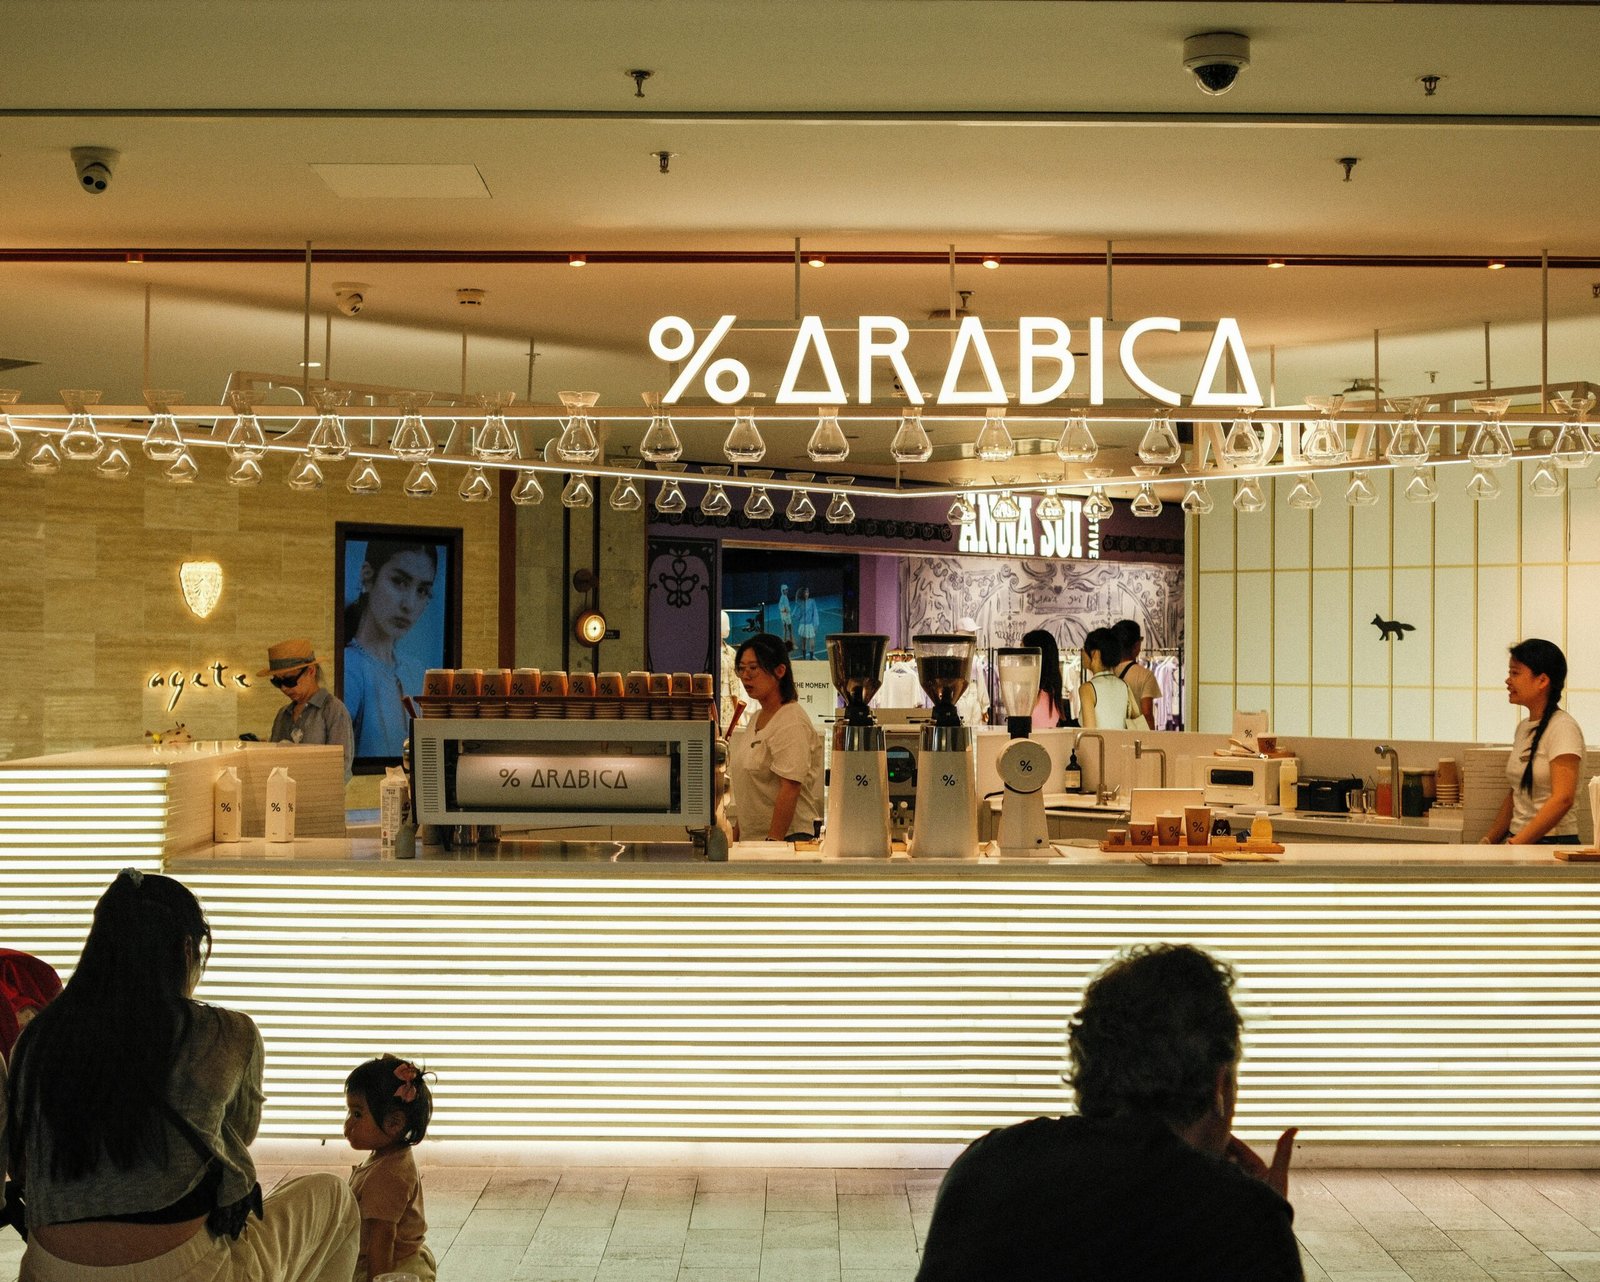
[1487,259,1506,270]
[569,253,588,267]
[299,361,323,369]
[807,255,826,268]
[1267,258,1286,269]
[981,256,1000,270]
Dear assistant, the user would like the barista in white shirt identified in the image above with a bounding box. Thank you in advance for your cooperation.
[729,634,824,842]
[1483,638,1585,845]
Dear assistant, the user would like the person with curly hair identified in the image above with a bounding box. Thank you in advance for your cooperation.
[917,944,1302,1281]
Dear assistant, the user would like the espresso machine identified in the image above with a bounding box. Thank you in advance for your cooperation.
[994,646,1053,855]
[823,632,892,859]
[908,633,979,859]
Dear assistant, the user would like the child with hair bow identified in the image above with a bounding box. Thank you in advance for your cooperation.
[344,1054,436,1281]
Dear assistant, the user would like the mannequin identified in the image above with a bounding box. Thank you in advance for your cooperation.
[954,615,992,727]
[719,610,742,733]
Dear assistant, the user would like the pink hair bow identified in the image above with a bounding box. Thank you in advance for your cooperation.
[393,1061,420,1103]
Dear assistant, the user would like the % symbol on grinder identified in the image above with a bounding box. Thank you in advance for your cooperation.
[1019,758,1034,772]
[649,315,750,405]
[941,773,958,787]
[499,768,521,788]
[853,773,870,787]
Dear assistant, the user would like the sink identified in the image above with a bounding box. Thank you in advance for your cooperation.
[1045,792,1125,812]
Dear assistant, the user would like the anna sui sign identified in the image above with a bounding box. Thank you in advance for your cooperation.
[957,493,1095,561]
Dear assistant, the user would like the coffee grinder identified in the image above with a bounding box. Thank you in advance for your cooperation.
[823,632,892,859]
[994,646,1053,855]
[908,633,979,859]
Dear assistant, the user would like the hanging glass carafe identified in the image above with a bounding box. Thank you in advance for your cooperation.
[638,391,683,463]
[390,391,435,461]
[610,476,643,512]
[223,390,269,460]
[785,473,817,522]
[475,392,520,461]
[1529,460,1565,498]
[226,453,263,487]
[947,494,976,526]
[721,407,767,464]
[1137,413,1182,465]
[304,387,352,461]
[1084,487,1114,522]
[286,454,324,491]
[460,465,495,503]
[141,389,186,461]
[0,389,22,459]
[1403,467,1438,504]
[974,407,1014,462]
[403,462,439,499]
[1385,396,1432,466]
[1131,483,1163,517]
[555,390,601,463]
[1549,390,1595,468]
[95,444,132,480]
[25,437,62,474]
[1233,477,1266,512]
[1055,414,1097,465]
[59,388,105,461]
[1221,414,1263,467]
[1302,394,1348,465]
[890,409,932,463]
[1181,479,1214,515]
[1286,475,1322,510]
[346,458,383,496]
[509,469,543,505]
[1467,467,1501,501]
[163,448,200,485]
[806,407,849,463]
[1345,470,1379,507]
[1467,395,1514,469]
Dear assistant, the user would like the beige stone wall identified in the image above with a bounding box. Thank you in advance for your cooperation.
[0,460,501,804]
[514,499,645,675]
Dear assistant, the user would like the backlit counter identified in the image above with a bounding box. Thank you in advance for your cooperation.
[4,745,1600,1161]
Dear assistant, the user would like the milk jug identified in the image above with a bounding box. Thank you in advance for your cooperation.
[265,766,297,843]
[213,767,242,843]
[379,766,409,859]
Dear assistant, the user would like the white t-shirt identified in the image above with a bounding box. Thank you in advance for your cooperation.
[1506,707,1585,837]
[731,701,824,840]
[1117,661,1161,729]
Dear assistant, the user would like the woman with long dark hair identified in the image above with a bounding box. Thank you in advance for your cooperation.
[728,633,823,842]
[7,870,358,1280]
[1021,629,1076,729]
[1482,638,1585,845]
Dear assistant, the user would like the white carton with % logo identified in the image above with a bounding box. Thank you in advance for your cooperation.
[213,766,242,843]
[264,766,297,844]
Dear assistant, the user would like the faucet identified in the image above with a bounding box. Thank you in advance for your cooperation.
[1374,744,1400,817]
[1133,738,1168,789]
[1077,731,1110,804]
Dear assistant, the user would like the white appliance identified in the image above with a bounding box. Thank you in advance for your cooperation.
[1201,755,1286,809]
[823,633,893,859]
[908,633,979,859]
[993,646,1053,855]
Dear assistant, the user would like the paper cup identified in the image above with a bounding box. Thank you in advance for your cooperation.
[1155,813,1183,847]
[1128,822,1155,848]
[1184,806,1212,847]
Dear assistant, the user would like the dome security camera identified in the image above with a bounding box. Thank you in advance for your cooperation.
[1182,31,1250,96]
[71,146,120,195]
[332,282,371,318]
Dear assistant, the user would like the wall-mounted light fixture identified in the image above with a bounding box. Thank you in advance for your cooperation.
[571,568,606,646]
[179,560,223,619]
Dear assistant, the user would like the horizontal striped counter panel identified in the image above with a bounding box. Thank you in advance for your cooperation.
[147,866,1600,1146]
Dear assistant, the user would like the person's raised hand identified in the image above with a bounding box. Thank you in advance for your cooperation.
[1224,1127,1297,1199]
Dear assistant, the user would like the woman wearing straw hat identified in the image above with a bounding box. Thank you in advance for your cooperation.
[261,639,354,781]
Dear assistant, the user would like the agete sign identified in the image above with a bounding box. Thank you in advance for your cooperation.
[649,314,1263,408]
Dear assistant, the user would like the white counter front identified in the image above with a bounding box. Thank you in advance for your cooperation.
[5,746,1600,1162]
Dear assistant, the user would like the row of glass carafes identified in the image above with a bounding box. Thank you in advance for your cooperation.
[417,668,716,720]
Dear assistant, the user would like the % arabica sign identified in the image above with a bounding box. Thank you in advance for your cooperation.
[649,315,1263,408]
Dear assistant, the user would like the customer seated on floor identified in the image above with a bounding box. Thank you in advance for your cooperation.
[916,943,1303,1282]
[6,869,359,1282]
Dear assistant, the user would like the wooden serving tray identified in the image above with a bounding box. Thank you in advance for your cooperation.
[1103,837,1285,857]
[1553,848,1600,862]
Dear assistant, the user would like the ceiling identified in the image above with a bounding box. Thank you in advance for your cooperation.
[2,1,1598,479]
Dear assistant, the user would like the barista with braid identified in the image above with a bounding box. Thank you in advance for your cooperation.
[1483,638,1585,845]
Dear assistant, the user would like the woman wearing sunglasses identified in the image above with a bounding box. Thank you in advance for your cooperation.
[260,639,354,781]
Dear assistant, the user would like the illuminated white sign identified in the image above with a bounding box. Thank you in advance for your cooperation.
[147,661,252,712]
[649,315,1262,408]
[957,494,1098,560]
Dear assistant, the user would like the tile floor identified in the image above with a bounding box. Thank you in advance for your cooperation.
[8,1166,1600,1280]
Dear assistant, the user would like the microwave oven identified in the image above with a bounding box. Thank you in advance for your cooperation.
[1201,756,1286,809]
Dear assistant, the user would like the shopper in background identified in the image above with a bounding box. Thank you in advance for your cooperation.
[728,634,824,843]
[0,950,62,1062]
[1110,619,1159,730]
[6,870,359,1281]
[262,639,354,781]
[916,944,1301,1281]
[1482,638,1585,845]
[1021,629,1076,729]
[1078,630,1140,731]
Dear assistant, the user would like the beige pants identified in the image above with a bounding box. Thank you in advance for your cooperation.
[21,1173,359,1282]
[356,1242,438,1282]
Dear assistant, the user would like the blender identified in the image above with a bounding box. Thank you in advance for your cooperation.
[823,633,892,859]
[994,646,1053,855]
[908,633,979,859]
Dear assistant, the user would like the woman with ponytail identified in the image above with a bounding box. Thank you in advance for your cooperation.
[1482,638,1586,845]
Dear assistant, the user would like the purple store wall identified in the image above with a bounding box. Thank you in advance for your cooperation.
[646,490,1183,666]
